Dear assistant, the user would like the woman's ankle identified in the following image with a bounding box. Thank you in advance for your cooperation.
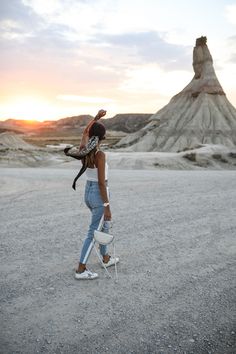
[103,254,110,263]
[76,263,86,273]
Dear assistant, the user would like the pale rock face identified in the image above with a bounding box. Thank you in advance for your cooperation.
[117,36,236,152]
[0,132,37,150]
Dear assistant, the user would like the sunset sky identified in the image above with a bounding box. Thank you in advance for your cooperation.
[1,0,236,121]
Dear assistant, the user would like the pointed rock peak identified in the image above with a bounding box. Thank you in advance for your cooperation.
[183,35,225,97]
[193,36,210,79]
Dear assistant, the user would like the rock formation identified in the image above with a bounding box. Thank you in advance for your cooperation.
[0,132,37,150]
[117,36,236,152]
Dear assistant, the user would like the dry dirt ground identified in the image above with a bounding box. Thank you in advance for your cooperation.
[0,168,236,354]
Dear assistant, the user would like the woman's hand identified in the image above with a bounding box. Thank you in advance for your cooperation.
[95,109,107,120]
[104,206,111,221]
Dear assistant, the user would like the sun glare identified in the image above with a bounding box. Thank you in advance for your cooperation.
[1,96,56,121]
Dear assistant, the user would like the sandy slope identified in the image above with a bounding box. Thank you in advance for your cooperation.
[0,168,236,354]
[0,132,38,150]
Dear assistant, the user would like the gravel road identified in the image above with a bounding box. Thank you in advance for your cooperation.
[0,168,236,354]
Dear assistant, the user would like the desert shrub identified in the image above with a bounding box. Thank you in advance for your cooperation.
[212,153,222,160]
[212,154,228,163]
[0,148,9,153]
[228,152,236,158]
[183,153,196,162]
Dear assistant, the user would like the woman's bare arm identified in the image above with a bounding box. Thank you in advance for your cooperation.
[96,151,111,221]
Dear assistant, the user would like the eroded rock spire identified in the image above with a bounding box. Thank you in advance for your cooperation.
[117,36,236,152]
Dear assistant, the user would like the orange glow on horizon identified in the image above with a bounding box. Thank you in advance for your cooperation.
[0,96,60,122]
[21,120,42,125]
[0,95,119,121]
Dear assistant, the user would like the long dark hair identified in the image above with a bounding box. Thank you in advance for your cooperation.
[84,122,106,168]
[71,122,106,190]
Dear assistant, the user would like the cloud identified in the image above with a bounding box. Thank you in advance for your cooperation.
[91,31,192,70]
[225,4,236,25]
[57,95,114,103]
[118,63,192,97]
[229,53,236,63]
[0,0,43,33]
[0,0,76,47]
[0,1,191,72]
[21,0,111,40]
[0,0,34,22]
[227,36,236,63]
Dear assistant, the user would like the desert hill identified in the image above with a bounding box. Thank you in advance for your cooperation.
[101,114,152,133]
[0,115,92,135]
[0,113,152,136]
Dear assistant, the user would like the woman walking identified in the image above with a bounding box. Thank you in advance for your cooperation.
[65,118,119,280]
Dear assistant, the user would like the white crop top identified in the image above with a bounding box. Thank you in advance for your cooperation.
[86,162,108,181]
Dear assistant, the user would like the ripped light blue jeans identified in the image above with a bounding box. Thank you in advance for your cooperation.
[80,181,109,264]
